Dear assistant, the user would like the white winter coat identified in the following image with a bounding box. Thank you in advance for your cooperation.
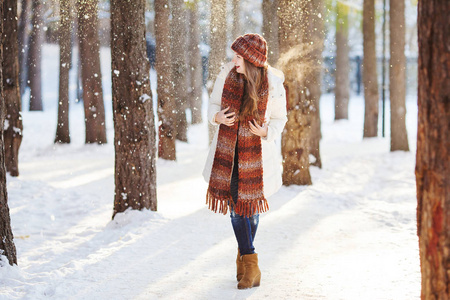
[202,62,287,198]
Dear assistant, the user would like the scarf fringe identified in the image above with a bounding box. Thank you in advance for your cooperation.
[234,197,269,218]
[206,188,230,215]
[206,188,269,218]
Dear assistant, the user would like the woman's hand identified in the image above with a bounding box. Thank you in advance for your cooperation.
[215,107,236,126]
[249,120,268,137]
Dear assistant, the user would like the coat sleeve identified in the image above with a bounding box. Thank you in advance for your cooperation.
[208,63,234,126]
[263,76,288,143]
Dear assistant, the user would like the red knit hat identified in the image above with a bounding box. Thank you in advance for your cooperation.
[231,33,268,68]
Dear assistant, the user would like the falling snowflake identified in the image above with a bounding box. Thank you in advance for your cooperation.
[140,94,151,103]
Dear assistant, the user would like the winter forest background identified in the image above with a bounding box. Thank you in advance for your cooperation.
[0,0,448,299]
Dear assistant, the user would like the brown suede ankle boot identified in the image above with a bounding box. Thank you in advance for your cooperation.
[236,250,245,282]
[237,253,261,289]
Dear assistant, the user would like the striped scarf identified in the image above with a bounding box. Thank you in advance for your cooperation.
[206,67,269,217]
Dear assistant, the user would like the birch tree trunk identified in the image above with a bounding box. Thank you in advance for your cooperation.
[55,0,72,144]
[3,0,23,176]
[77,0,107,144]
[111,0,157,217]
[389,0,409,151]
[334,3,349,120]
[416,0,450,298]
[0,5,18,265]
[362,0,379,138]
[28,0,44,111]
[155,0,176,160]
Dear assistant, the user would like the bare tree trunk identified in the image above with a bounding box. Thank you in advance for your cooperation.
[270,0,279,64]
[334,3,349,120]
[77,0,107,144]
[263,0,279,65]
[231,0,240,39]
[0,6,18,265]
[155,0,176,160]
[362,0,379,138]
[389,0,409,151]
[72,6,82,103]
[55,0,72,144]
[18,0,31,96]
[171,0,189,142]
[208,0,227,143]
[3,0,23,177]
[111,0,157,217]
[278,0,312,185]
[416,1,450,299]
[262,0,272,57]
[187,2,203,125]
[302,0,323,169]
[28,0,44,111]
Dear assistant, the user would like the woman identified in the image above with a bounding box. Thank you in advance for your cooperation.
[203,33,287,289]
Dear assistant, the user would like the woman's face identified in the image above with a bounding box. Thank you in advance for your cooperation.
[232,52,246,74]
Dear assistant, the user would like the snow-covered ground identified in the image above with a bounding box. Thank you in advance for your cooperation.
[1,44,420,299]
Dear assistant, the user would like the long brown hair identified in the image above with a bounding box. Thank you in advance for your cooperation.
[239,59,268,122]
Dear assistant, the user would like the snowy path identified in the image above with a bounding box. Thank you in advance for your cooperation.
[1,45,420,299]
[2,100,420,300]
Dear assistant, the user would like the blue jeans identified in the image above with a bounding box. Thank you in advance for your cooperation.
[230,151,259,255]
